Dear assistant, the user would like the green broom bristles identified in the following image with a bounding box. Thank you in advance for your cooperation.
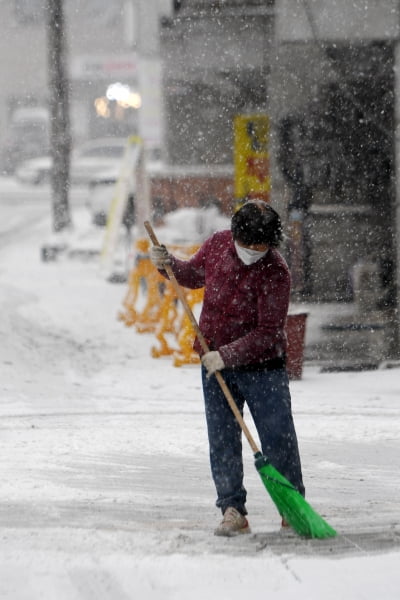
[254,452,337,539]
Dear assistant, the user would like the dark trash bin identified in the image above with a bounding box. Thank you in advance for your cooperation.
[286,313,308,380]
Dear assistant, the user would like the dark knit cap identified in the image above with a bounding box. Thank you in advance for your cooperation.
[231,200,283,247]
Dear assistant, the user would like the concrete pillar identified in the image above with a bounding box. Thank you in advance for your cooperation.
[393,43,400,355]
[136,0,164,148]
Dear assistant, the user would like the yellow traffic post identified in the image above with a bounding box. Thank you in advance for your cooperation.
[173,287,204,367]
[118,238,165,331]
[135,265,165,333]
[118,238,151,326]
[151,279,179,358]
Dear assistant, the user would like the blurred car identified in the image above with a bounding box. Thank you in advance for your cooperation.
[86,145,162,226]
[15,155,51,185]
[15,137,128,186]
[1,106,50,174]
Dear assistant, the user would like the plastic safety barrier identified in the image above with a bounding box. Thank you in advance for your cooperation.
[118,239,203,366]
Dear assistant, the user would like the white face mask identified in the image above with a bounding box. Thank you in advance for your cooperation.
[234,241,268,265]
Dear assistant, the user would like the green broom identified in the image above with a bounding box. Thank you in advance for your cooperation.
[144,221,337,539]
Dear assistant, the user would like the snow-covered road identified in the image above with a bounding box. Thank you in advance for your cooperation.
[1,191,400,599]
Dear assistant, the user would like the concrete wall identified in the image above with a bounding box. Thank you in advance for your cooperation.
[161,2,273,165]
[268,2,398,308]
[276,0,399,42]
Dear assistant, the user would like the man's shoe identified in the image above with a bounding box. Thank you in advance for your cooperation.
[214,507,250,537]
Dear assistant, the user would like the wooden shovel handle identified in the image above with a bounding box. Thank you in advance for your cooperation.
[144,220,260,454]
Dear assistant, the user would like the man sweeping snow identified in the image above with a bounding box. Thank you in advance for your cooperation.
[150,200,305,536]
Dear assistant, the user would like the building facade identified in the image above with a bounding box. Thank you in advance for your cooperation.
[160,0,400,359]
[1,0,400,356]
[0,0,140,166]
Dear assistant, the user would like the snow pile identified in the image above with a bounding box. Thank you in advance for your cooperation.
[154,205,231,244]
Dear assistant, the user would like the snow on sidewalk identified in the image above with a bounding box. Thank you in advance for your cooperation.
[0,211,400,599]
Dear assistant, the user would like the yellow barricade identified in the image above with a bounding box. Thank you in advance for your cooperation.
[118,239,204,366]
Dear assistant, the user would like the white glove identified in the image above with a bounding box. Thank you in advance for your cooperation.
[150,245,172,269]
[201,351,225,377]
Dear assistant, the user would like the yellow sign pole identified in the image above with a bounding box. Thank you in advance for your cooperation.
[100,135,142,276]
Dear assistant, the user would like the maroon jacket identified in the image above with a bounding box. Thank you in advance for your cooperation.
[167,230,291,368]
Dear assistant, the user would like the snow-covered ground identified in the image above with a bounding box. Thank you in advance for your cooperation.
[1,201,400,599]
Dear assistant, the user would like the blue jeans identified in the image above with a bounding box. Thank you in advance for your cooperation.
[202,366,305,515]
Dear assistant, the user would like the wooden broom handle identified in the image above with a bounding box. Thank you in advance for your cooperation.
[144,220,260,454]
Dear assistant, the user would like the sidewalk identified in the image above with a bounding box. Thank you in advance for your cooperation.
[1,207,399,599]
